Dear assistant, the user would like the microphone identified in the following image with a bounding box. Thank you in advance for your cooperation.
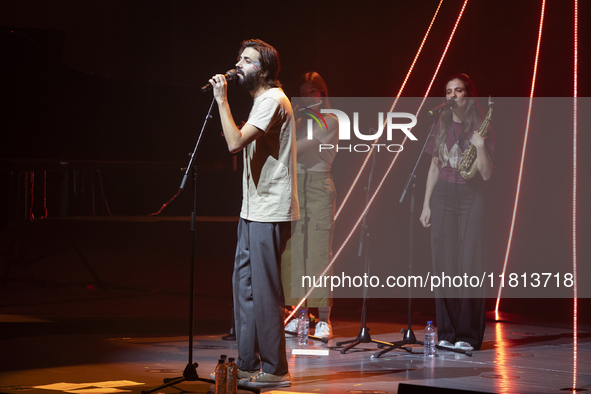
[428,98,456,116]
[201,69,238,93]
[299,101,323,111]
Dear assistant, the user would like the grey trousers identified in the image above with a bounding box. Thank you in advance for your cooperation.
[232,218,291,375]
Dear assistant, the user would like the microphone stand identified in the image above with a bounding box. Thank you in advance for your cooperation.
[221,306,236,340]
[336,145,392,354]
[373,109,472,358]
[141,98,261,394]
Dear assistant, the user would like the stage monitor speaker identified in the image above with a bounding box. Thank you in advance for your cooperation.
[398,383,493,394]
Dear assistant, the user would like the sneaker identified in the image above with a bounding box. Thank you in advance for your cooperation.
[211,368,258,380]
[437,340,454,349]
[240,372,291,388]
[238,369,259,379]
[314,321,333,339]
[285,319,298,337]
[454,341,474,351]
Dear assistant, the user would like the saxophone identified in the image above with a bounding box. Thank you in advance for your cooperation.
[457,97,493,180]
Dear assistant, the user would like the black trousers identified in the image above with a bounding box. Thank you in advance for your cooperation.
[232,218,292,375]
[430,179,486,349]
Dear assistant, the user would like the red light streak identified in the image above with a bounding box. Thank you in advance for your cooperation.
[29,171,48,220]
[29,171,34,220]
[495,0,546,321]
[286,0,470,324]
[150,189,182,216]
[334,0,444,220]
[97,170,112,216]
[572,0,578,389]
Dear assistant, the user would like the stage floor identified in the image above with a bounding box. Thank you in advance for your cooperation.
[1,288,589,394]
[1,218,589,393]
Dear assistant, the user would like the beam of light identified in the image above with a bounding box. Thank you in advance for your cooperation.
[572,0,578,389]
[285,0,469,324]
[334,0,444,220]
[495,0,546,320]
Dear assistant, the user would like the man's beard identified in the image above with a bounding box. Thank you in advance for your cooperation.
[235,70,258,91]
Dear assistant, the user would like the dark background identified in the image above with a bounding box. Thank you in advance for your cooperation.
[0,1,589,317]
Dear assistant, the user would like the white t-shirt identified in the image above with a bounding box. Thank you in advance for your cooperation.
[241,88,300,222]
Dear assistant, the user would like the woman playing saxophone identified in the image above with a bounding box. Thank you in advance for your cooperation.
[419,74,495,351]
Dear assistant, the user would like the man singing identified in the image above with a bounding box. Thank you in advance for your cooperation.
[209,39,299,388]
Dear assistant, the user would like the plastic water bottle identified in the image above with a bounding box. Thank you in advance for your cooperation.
[227,357,237,394]
[424,321,437,357]
[214,358,228,394]
[297,309,309,346]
